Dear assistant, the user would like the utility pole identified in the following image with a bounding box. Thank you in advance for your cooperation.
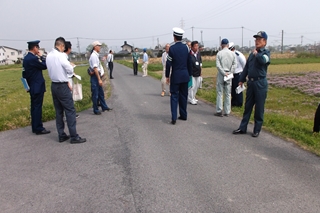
[281,30,284,54]
[301,35,303,46]
[180,18,185,30]
[192,26,194,41]
[219,36,221,50]
[241,26,244,50]
[201,30,203,46]
[157,38,160,49]
[77,37,80,54]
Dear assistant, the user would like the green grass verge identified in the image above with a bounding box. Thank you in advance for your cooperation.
[0,64,110,131]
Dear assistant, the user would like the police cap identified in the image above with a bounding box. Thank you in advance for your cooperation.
[173,27,184,37]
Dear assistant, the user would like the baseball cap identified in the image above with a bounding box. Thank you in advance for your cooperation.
[253,31,268,40]
[221,38,229,45]
[92,41,102,47]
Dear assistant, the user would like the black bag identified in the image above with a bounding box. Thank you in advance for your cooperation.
[87,67,94,76]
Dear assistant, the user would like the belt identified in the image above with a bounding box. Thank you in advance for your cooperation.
[52,82,68,84]
[234,72,242,75]
[248,76,265,81]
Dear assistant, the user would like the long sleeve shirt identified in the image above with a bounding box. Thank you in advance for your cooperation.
[234,50,246,74]
[132,52,140,62]
[143,52,148,63]
[46,48,73,83]
[162,51,167,69]
[239,47,270,82]
[216,47,236,83]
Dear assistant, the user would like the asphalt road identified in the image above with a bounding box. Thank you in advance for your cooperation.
[1,63,320,213]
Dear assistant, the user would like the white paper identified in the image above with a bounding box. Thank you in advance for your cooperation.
[74,74,81,80]
[224,73,234,81]
[236,85,246,94]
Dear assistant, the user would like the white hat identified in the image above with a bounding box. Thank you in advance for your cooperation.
[92,41,102,47]
[173,27,184,37]
[228,42,235,49]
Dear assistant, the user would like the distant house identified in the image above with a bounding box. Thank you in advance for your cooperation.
[0,46,23,65]
[119,41,133,54]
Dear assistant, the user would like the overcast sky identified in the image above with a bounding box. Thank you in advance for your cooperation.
[1,0,320,53]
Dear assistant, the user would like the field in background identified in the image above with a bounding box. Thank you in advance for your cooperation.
[118,54,320,155]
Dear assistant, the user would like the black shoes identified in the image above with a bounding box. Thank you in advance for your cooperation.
[171,120,176,125]
[35,129,51,135]
[94,111,101,115]
[252,132,260,137]
[178,116,187,121]
[59,135,70,143]
[214,112,223,117]
[102,108,113,112]
[110,77,114,79]
[70,137,86,144]
[233,129,246,134]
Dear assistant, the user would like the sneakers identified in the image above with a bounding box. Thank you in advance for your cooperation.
[161,91,165,97]
[76,114,80,119]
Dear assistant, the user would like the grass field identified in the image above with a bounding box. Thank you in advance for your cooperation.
[0,63,110,131]
[118,56,320,155]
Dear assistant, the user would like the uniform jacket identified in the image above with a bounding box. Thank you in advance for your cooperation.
[216,47,237,83]
[190,51,202,77]
[239,47,270,82]
[22,52,47,94]
[165,41,192,84]
[132,52,140,62]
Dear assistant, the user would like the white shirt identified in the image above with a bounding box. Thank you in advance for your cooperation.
[107,53,113,62]
[162,51,167,68]
[89,51,101,73]
[234,50,246,74]
[46,48,74,82]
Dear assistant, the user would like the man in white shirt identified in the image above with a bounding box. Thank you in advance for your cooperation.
[89,41,112,115]
[107,50,114,79]
[229,42,246,107]
[46,37,86,144]
[142,48,148,77]
[161,44,170,96]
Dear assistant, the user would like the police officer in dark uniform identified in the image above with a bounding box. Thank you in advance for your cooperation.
[233,31,270,137]
[22,40,50,135]
[166,27,192,125]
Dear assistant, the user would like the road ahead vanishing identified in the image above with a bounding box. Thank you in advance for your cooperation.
[1,63,320,213]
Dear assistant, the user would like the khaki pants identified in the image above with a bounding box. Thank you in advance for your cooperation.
[142,62,148,76]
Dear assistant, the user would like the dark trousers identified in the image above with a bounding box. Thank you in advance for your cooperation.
[239,78,268,133]
[231,73,243,107]
[313,103,320,132]
[30,92,45,133]
[108,62,114,78]
[133,62,138,75]
[51,82,78,139]
[91,75,109,113]
[170,82,188,121]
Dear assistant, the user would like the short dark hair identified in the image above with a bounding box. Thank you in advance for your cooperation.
[174,35,182,41]
[54,37,66,47]
[28,44,38,51]
[191,41,199,47]
[64,41,72,52]
[109,50,112,53]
